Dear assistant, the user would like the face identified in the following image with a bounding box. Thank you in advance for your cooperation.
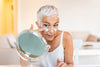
[40,16,59,41]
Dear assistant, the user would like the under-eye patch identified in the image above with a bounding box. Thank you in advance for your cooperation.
[40,23,58,32]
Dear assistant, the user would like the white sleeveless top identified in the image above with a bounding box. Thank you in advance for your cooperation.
[42,31,64,67]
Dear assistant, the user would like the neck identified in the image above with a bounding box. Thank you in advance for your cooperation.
[46,40,54,46]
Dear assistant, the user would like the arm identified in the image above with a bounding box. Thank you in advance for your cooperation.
[63,32,73,67]
[56,32,73,67]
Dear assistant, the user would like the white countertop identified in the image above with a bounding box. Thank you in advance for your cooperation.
[79,49,100,55]
[1,65,100,67]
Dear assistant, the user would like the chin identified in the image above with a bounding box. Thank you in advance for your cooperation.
[47,39,53,41]
[46,37,54,41]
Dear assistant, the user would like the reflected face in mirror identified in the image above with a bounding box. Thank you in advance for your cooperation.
[40,16,59,41]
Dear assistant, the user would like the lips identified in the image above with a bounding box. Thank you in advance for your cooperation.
[47,34,53,38]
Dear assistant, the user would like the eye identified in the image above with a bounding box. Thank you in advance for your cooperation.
[54,24,58,27]
[43,24,48,27]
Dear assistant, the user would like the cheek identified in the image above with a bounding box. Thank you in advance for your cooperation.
[41,31,57,37]
[41,32,47,37]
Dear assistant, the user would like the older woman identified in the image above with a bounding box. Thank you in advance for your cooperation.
[20,5,73,67]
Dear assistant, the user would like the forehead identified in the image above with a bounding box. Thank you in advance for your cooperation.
[42,16,59,24]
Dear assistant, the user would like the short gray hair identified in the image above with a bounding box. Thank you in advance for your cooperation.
[37,5,59,25]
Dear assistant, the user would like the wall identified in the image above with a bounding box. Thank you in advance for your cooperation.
[13,0,18,37]
[0,0,14,36]
[18,0,100,36]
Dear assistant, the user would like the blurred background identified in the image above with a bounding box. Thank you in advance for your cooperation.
[0,0,100,66]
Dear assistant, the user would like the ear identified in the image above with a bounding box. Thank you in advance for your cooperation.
[36,21,40,28]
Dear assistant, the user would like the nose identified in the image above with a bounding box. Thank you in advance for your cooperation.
[49,26,55,33]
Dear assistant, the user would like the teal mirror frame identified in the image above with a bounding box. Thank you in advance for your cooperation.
[15,30,50,59]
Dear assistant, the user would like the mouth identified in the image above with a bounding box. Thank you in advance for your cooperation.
[47,34,53,38]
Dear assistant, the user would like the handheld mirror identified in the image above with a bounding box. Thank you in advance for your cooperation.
[15,30,50,66]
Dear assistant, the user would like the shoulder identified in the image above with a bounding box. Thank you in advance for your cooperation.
[63,31,72,40]
[57,30,72,39]
[63,31,73,49]
[57,30,73,49]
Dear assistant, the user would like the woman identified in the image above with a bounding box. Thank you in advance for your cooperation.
[20,5,73,67]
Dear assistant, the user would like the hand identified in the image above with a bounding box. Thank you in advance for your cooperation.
[30,24,34,30]
[30,23,45,33]
[56,58,68,67]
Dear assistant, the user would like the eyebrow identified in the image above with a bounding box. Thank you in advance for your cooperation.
[54,22,59,24]
[43,21,59,24]
[44,22,49,24]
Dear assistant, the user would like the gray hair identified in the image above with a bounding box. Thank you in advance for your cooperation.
[37,5,59,25]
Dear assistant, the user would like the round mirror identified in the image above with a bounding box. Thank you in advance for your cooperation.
[15,30,50,66]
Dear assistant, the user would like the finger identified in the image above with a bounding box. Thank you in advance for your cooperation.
[35,28,46,32]
[30,24,34,30]
[60,63,67,67]
[57,58,60,66]
[57,58,60,63]
[57,62,64,67]
[36,21,40,28]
